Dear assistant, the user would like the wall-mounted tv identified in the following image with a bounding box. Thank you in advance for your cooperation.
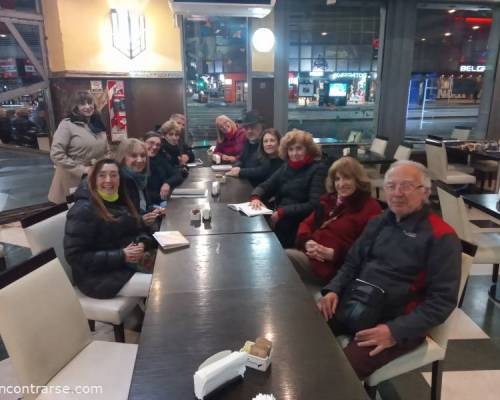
[328,82,348,97]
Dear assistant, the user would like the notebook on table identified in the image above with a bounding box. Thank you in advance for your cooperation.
[153,231,190,250]
[227,202,273,217]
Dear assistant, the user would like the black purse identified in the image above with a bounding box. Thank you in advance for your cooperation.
[335,219,387,333]
[335,278,386,333]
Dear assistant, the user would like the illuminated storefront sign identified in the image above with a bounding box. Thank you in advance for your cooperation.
[459,65,485,72]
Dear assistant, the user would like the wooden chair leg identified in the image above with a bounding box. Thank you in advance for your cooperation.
[364,382,377,399]
[458,278,468,308]
[113,323,125,343]
[88,320,95,332]
[431,360,443,400]
[493,264,499,284]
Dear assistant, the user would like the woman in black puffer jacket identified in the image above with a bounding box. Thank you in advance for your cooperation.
[64,158,155,299]
[250,129,327,248]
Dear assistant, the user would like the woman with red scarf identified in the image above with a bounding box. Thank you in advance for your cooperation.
[213,115,246,163]
[250,129,327,248]
[287,157,382,285]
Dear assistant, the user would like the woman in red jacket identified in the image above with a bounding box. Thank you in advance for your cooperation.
[286,156,382,285]
[213,115,246,163]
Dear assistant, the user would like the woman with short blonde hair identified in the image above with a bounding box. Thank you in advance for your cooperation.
[250,129,327,248]
[213,114,246,163]
[286,156,381,285]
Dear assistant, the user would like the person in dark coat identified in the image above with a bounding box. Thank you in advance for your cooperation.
[0,107,12,144]
[287,157,382,285]
[115,138,164,227]
[250,129,327,248]
[64,158,155,299]
[235,110,264,170]
[169,113,195,163]
[143,131,183,205]
[226,128,284,187]
[11,107,39,149]
[159,120,189,177]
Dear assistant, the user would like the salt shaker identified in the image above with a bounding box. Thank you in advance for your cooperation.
[211,181,220,196]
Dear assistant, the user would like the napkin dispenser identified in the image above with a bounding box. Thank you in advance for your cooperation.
[194,350,247,399]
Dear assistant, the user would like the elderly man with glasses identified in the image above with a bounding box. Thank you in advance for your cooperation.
[317,160,461,379]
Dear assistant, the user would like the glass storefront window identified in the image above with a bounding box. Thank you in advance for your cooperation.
[183,17,248,141]
[0,0,39,13]
[286,0,383,141]
[405,4,493,139]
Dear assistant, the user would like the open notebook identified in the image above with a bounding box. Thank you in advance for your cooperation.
[227,202,273,217]
[153,231,190,250]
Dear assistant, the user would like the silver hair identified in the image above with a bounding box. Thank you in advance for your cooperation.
[384,160,432,189]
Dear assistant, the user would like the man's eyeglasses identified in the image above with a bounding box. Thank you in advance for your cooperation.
[383,182,424,193]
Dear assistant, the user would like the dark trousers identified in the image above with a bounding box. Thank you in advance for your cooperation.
[274,217,301,248]
[330,319,424,379]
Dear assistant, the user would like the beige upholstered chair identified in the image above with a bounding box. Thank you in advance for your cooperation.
[0,249,137,400]
[450,126,471,140]
[372,144,412,198]
[360,241,477,400]
[369,136,388,157]
[436,182,500,296]
[425,139,476,185]
[21,204,141,342]
[347,130,362,143]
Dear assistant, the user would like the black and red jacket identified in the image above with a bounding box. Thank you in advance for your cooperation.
[322,205,461,343]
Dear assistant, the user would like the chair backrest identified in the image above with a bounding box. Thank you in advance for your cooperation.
[370,136,388,156]
[425,139,448,180]
[428,240,476,349]
[394,145,412,161]
[451,126,471,140]
[21,203,73,282]
[347,130,362,143]
[436,182,474,242]
[0,249,91,397]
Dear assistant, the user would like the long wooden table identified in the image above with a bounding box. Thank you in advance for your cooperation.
[128,167,367,399]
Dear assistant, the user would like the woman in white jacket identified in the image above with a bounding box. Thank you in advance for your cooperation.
[48,91,109,203]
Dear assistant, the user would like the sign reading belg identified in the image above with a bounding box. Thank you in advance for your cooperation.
[459,65,486,73]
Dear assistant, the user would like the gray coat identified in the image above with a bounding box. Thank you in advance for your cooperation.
[48,118,109,203]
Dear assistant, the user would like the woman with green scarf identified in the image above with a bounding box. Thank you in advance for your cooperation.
[64,158,155,299]
[115,138,164,226]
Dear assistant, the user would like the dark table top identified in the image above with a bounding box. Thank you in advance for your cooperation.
[356,151,394,165]
[129,233,367,400]
[462,193,500,219]
[174,167,255,204]
[161,199,271,236]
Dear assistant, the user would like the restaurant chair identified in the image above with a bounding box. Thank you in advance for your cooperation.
[369,135,388,157]
[372,144,412,198]
[436,182,500,303]
[347,130,362,143]
[450,126,471,140]
[361,240,477,400]
[0,249,137,400]
[20,204,141,342]
[425,139,476,186]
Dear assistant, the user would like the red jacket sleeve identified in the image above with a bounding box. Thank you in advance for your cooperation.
[295,209,316,249]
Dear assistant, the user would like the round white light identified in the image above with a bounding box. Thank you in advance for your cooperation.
[252,28,275,53]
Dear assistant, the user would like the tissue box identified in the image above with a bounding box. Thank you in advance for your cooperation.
[241,342,272,372]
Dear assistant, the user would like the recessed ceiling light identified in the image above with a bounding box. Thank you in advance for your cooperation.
[472,25,480,30]
[448,9,456,14]
[321,32,328,36]
[421,38,426,41]
[0,34,7,38]
[444,32,452,36]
